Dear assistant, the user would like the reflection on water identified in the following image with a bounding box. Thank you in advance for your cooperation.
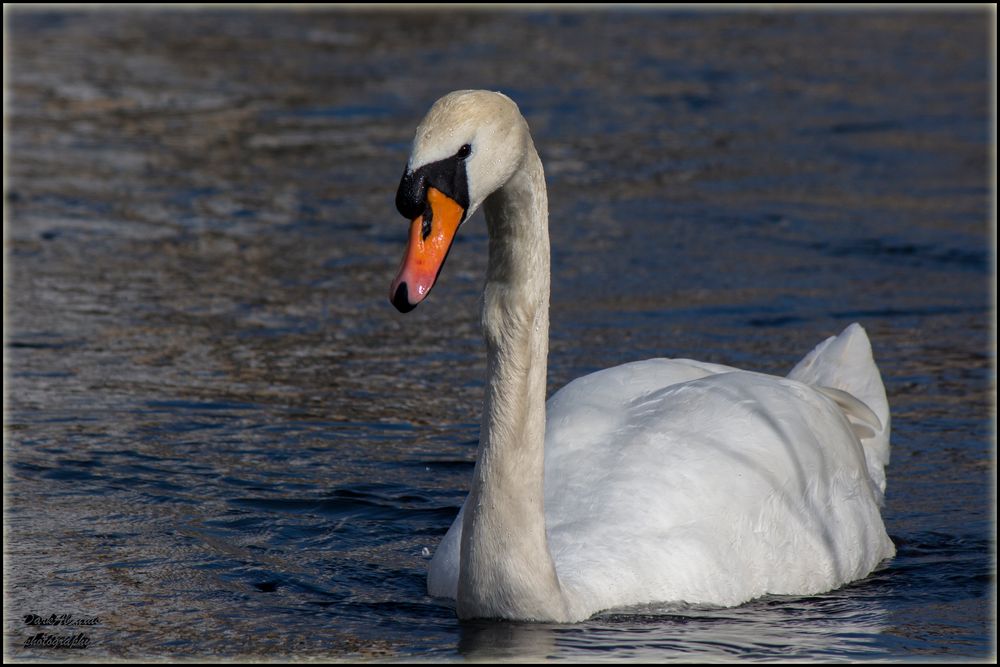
[460,592,893,662]
[5,7,994,662]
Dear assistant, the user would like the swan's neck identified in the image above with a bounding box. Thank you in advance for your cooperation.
[457,140,568,621]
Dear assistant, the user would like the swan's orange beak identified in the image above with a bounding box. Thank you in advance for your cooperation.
[390,187,466,312]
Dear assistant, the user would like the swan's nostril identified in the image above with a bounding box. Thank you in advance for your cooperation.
[421,207,433,240]
[392,282,416,313]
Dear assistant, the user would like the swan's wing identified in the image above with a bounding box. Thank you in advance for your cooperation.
[542,366,893,619]
[815,385,881,440]
[787,322,891,497]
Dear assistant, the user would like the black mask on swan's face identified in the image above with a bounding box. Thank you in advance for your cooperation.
[395,144,471,222]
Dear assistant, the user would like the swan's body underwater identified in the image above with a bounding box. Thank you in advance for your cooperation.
[388,90,894,623]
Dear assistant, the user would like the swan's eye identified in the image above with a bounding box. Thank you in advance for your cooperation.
[456,144,472,159]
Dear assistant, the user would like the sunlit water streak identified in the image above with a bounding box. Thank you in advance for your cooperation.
[5,7,994,662]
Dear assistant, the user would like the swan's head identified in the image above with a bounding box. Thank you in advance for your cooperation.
[389,90,529,312]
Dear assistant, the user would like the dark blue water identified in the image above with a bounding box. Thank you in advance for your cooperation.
[5,8,994,661]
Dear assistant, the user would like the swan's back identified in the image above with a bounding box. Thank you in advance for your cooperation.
[429,323,894,621]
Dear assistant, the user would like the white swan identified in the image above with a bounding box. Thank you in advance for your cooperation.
[388,90,895,623]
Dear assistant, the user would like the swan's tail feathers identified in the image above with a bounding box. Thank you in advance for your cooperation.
[788,323,891,499]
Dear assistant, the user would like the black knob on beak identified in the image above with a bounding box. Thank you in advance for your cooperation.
[396,169,428,220]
